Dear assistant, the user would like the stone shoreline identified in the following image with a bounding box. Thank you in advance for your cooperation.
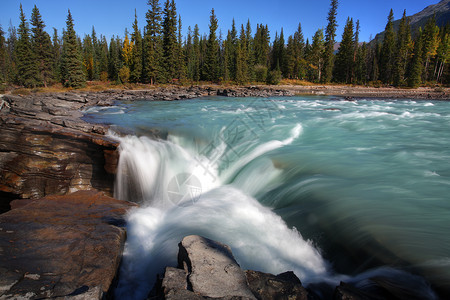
[0,85,448,299]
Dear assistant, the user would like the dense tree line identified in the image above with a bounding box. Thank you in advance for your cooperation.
[0,0,448,91]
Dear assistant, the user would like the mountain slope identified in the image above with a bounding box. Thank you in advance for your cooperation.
[372,0,450,44]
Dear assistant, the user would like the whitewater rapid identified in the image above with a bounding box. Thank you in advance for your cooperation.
[80,97,447,299]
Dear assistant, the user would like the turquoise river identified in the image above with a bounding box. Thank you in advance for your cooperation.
[82,95,450,299]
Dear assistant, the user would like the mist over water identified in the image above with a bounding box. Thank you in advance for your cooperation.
[83,96,449,299]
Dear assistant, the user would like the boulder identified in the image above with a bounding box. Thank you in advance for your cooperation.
[245,270,310,300]
[0,190,137,299]
[177,235,256,299]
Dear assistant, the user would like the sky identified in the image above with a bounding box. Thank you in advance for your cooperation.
[0,0,442,43]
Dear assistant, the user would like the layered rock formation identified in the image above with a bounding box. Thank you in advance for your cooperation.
[0,190,137,299]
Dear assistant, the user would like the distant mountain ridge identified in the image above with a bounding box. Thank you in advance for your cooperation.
[371,0,450,44]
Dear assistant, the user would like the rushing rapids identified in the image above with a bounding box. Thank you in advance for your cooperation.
[83,96,449,299]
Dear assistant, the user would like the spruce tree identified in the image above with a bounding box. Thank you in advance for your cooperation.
[253,24,270,68]
[333,17,354,83]
[421,16,439,82]
[285,36,296,78]
[322,0,338,83]
[380,9,396,84]
[130,11,143,83]
[193,24,201,81]
[6,23,18,84]
[98,36,109,80]
[177,15,186,80]
[223,19,238,81]
[143,0,163,84]
[91,27,100,80]
[204,8,220,82]
[408,29,424,87]
[31,5,53,87]
[307,29,324,82]
[82,34,95,80]
[108,36,121,82]
[52,28,62,82]
[355,42,368,84]
[435,31,449,83]
[393,10,411,86]
[0,25,6,86]
[16,4,40,87]
[293,23,305,79]
[61,10,85,88]
[162,0,178,82]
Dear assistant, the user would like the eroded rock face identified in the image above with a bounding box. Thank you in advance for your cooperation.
[0,94,118,208]
[0,190,137,299]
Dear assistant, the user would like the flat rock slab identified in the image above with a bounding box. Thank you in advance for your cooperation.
[0,190,137,299]
[177,235,256,299]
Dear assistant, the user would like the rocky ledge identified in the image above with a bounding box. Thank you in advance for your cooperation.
[154,235,436,300]
[0,190,137,299]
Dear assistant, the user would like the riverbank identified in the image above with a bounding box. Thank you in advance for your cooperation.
[3,83,450,100]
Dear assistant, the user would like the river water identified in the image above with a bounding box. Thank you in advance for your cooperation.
[82,96,450,299]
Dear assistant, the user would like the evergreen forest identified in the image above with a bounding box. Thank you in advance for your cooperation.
[0,0,448,91]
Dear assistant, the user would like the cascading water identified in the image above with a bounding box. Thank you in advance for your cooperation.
[112,124,334,299]
[82,96,447,299]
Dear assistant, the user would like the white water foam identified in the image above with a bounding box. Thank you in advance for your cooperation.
[115,186,332,300]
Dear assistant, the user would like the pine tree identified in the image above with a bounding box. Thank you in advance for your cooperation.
[143,0,163,84]
[130,11,143,83]
[204,8,220,82]
[393,10,412,86]
[162,0,178,82]
[61,10,85,88]
[380,9,396,84]
[408,29,424,88]
[333,17,354,83]
[30,5,53,87]
[16,4,40,87]
[322,0,338,83]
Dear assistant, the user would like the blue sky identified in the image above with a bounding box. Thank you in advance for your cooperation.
[0,0,440,43]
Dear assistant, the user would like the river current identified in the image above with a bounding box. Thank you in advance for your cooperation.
[82,96,450,299]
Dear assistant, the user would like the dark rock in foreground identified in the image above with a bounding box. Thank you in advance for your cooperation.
[0,190,137,299]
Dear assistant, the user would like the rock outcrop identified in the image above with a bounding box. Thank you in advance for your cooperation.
[158,235,312,300]
[0,190,137,299]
